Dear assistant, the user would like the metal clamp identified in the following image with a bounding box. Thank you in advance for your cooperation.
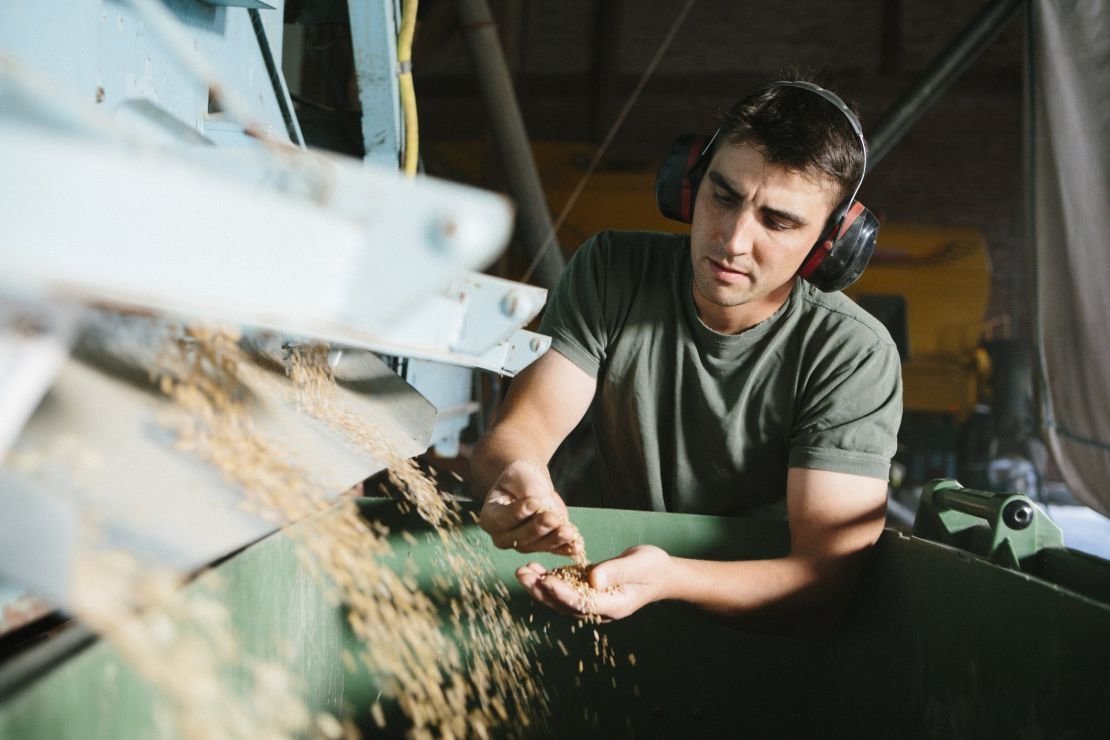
[912,479,1064,570]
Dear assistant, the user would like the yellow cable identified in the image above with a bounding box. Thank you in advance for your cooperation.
[398,0,419,176]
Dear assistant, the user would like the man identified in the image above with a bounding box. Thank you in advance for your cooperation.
[471,80,902,630]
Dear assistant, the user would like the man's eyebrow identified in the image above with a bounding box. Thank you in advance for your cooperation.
[706,170,741,200]
[762,206,808,228]
[706,170,809,227]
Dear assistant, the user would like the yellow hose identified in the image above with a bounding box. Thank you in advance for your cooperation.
[397,0,419,176]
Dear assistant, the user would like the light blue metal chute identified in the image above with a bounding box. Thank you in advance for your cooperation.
[0,0,547,620]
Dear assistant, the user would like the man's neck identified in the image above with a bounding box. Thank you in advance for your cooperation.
[693,283,795,335]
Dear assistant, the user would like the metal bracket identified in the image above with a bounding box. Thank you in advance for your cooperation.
[349,0,403,167]
[913,479,1065,570]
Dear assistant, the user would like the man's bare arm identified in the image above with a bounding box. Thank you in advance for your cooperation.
[471,349,595,492]
[519,467,888,630]
[472,349,596,556]
[660,468,887,629]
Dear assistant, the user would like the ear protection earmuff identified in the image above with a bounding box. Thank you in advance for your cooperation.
[654,81,878,292]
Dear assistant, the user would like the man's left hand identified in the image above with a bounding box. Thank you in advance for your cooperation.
[515,545,671,621]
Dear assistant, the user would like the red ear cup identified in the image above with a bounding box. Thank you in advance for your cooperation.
[655,133,710,223]
[799,201,879,292]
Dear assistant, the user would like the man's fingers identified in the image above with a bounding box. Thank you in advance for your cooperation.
[481,495,564,535]
[517,562,593,615]
[536,573,594,614]
[516,566,579,615]
[516,523,580,554]
[537,573,579,601]
[484,491,514,508]
[515,562,547,586]
[550,541,580,558]
[488,510,570,552]
[480,496,531,539]
[520,562,548,575]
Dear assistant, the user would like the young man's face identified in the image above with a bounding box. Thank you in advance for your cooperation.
[689,141,838,333]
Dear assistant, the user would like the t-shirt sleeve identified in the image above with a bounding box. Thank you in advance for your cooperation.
[538,233,612,378]
[788,340,903,480]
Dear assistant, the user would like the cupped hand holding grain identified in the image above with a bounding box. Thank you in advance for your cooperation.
[517,545,672,620]
[479,459,584,558]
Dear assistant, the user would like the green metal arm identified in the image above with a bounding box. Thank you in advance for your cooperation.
[912,479,1064,570]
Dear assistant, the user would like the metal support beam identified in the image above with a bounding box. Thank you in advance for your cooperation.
[249,8,304,146]
[349,0,403,168]
[866,0,1025,173]
[457,0,565,290]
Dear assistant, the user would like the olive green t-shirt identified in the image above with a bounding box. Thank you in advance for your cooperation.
[539,230,903,516]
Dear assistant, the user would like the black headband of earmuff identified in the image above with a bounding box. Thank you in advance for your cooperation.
[695,81,868,217]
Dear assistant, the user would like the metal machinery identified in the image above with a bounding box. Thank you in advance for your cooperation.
[1,2,1110,738]
[0,0,549,641]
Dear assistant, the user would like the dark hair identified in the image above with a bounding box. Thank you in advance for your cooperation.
[718,80,865,207]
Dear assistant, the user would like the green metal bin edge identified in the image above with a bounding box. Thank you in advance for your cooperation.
[1,498,1108,738]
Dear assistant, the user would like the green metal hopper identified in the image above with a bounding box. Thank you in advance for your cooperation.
[1,489,1109,738]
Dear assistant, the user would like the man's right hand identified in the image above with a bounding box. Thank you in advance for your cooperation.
[479,459,583,558]
[470,350,597,559]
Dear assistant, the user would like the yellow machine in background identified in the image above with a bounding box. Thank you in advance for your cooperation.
[844,224,992,423]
